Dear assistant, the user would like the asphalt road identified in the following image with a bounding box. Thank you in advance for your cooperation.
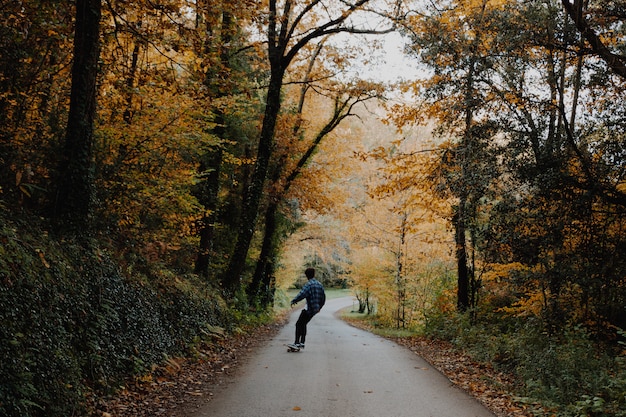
[193,296,495,417]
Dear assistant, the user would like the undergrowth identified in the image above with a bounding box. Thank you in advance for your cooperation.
[424,311,626,417]
[0,209,237,417]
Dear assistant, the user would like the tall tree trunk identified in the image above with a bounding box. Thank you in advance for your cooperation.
[123,37,141,124]
[53,0,101,231]
[452,0,488,312]
[247,43,323,304]
[395,213,407,328]
[454,200,470,311]
[223,67,285,292]
[248,199,279,306]
[456,85,473,313]
[194,7,232,278]
[247,92,369,304]
[194,142,223,278]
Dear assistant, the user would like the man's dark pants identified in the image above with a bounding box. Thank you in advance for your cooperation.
[295,309,314,344]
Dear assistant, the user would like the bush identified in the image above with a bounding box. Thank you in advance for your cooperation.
[513,326,626,417]
[423,309,626,416]
[0,212,230,417]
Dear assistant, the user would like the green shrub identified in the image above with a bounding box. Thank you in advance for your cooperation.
[423,308,626,416]
[0,212,230,417]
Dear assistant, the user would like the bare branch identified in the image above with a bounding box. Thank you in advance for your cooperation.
[283,0,397,66]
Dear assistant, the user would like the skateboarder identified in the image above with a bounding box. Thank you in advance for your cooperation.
[288,268,325,350]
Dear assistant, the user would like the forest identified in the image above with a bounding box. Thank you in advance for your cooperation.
[1,0,625,416]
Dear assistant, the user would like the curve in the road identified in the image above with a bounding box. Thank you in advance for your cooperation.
[193,296,495,417]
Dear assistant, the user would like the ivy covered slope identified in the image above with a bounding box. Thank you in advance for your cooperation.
[0,209,230,417]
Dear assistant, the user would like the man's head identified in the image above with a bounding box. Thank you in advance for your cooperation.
[305,267,315,280]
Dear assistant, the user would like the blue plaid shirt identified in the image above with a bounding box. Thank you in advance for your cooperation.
[291,278,325,314]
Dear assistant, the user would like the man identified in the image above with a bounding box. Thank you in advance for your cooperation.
[289,268,325,350]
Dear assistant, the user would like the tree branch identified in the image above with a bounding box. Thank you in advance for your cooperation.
[560,0,626,79]
[283,0,397,66]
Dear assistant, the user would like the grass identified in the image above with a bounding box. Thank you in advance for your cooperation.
[340,309,417,338]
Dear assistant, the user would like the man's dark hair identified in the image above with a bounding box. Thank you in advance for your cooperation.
[305,268,315,279]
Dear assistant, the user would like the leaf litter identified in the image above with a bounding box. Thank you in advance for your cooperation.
[92,318,287,417]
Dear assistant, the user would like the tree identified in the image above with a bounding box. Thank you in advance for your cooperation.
[398,0,626,329]
[331,106,455,328]
[0,0,74,210]
[400,0,502,311]
[251,79,381,305]
[193,1,240,278]
[560,0,626,79]
[53,0,102,231]
[223,0,398,293]
[94,0,220,253]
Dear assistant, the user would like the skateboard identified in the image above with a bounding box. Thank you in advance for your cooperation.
[285,344,301,352]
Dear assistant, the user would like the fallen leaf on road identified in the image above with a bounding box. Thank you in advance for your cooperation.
[293,406,301,411]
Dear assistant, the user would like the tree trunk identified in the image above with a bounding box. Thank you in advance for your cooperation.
[395,213,407,328]
[194,143,223,278]
[223,67,285,292]
[123,38,141,124]
[248,199,278,306]
[194,7,232,278]
[246,92,366,303]
[454,201,470,312]
[53,0,101,231]
[454,1,485,312]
